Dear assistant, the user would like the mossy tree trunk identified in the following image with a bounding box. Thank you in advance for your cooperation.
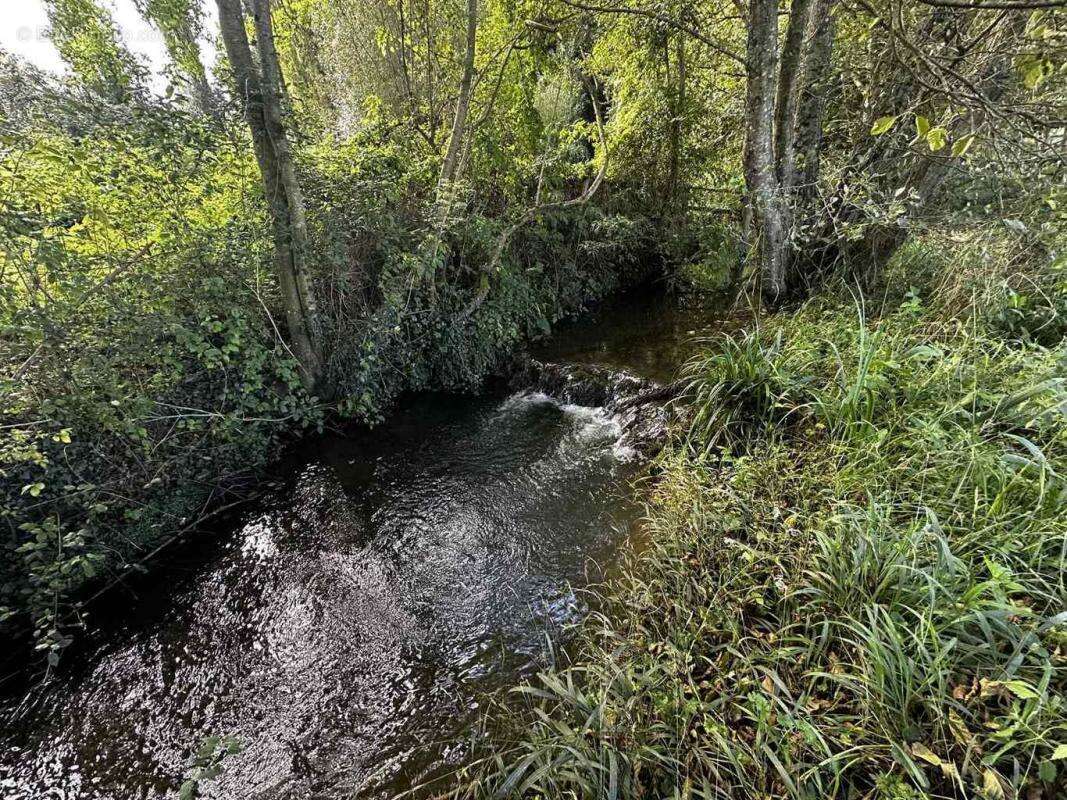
[216,0,323,391]
[742,0,837,304]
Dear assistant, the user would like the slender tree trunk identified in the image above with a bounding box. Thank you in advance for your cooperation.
[252,0,296,115]
[743,0,788,303]
[437,0,478,200]
[250,0,320,344]
[795,0,834,202]
[216,0,323,390]
[774,0,814,193]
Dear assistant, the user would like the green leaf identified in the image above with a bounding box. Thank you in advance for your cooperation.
[1003,680,1040,700]
[871,115,898,136]
[1039,760,1056,782]
[914,115,930,137]
[927,127,948,152]
[1022,58,1051,90]
[952,134,976,157]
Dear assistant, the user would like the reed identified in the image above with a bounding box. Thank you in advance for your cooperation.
[454,239,1067,799]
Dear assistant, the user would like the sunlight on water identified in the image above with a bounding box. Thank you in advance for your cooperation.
[1,391,641,799]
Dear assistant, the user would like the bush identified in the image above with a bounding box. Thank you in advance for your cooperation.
[0,95,657,663]
[664,219,739,297]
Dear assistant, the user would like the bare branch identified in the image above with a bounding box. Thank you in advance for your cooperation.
[916,0,1064,9]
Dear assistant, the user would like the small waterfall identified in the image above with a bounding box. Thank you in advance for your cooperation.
[509,359,676,456]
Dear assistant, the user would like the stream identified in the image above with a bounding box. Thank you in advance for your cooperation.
[0,292,724,800]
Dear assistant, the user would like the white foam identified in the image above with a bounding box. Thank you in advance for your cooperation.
[501,391,634,462]
[612,440,639,462]
[558,402,604,420]
[499,390,554,410]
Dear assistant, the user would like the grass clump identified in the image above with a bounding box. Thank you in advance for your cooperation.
[459,239,1067,799]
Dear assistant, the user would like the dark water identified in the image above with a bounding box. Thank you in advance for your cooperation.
[532,291,728,383]
[0,291,723,800]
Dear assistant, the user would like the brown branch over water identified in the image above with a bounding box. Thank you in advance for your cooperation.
[460,74,610,320]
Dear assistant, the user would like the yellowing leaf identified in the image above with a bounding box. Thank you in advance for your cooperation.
[912,743,942,765]
[927,127,948,152]
[1052,743,1067,760]
[871,115,898,136]
[982,768,1005,799]
[915,115,930,137]
[952,134,976,157]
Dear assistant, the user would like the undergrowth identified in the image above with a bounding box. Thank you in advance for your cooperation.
[459,233,1067,800]
[0,99,654,664]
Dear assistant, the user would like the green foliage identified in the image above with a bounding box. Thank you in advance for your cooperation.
[465,237,1067,800]
[179,734,243,800]
[0,88,341,658]
[682,329,798,451]
[132,0,210,103]
[44,0,144,101]
[0,68,657,661]
[986,280,1067,347]
[664,220,739,296]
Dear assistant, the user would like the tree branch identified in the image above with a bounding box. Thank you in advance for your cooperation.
[554,0,749,68]
[460,74,610,319]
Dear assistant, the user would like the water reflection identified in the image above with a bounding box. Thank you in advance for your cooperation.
[1,391,640,799]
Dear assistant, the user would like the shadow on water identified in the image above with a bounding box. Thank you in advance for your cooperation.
[0,290,727,799]
[531,290,731,383]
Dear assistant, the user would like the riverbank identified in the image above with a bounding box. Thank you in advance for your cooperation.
[0,283,732,799]
[463,232,1067,799]
[1,195,658,666]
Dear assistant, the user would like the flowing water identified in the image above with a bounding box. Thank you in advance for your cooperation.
[0,291,724,800]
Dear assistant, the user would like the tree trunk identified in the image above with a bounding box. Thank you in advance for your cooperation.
[773,0,814,193]
[437,0,478,200]
[216,0,323,390]
[743,0,788,303]
[794,0,834,201]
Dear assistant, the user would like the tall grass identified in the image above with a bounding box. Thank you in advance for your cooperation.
[455,238,1067,800]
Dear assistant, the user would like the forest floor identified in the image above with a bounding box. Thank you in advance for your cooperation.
[459,231,1067,800]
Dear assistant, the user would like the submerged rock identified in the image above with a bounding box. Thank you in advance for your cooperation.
[509,359,679,456]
